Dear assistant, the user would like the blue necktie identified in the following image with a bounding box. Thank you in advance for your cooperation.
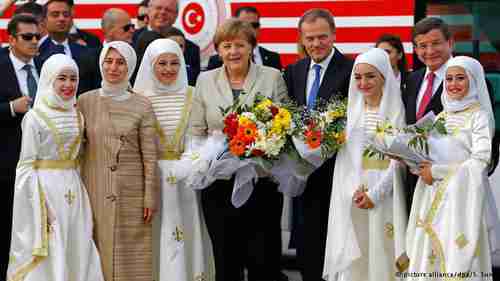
[53,43,65,54]
[307,64,322,110]
[22,64,37,101]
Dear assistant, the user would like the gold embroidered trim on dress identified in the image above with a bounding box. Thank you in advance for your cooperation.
[395,252,409,272]
[172,226,184,242]
[32,160,78,170]
[9,183,49,281]
[455,233,469,249]
[415,168,455,279]
[385,222,394,239]
[65,189,76,206]
[33,109,83,161]
[362,157,390,170]
[155,87,194,160]
[42,97,70,112]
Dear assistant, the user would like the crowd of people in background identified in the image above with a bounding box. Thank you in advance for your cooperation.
[0,0,499,281]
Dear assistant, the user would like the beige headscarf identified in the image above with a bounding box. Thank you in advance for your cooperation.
[99,41,137,98]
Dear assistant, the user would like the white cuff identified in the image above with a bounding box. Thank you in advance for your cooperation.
[9,101,16,117]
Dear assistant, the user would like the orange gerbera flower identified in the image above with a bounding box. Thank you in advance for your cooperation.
[229,138,246,156]
[237,122,257,144]
[305,129,322,149]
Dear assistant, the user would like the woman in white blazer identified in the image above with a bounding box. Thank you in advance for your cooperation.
[189,18,288,281]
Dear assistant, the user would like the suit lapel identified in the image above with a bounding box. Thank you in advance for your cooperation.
[214,67,235,107]
[2,55,22,99]
[258,47,269,66]
[317,51,342,101]
[407,70,425,124]
[426,82,443,115]
[297,58,310,106]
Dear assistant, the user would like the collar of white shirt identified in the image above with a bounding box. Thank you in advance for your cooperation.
[309,47,335,72]
[51,38,70,51]
[9,51,36,73]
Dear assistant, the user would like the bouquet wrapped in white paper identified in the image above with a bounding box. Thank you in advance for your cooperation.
[365,112,446,170]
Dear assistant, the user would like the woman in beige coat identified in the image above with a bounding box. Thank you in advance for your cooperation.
[78,41,158,281]
[189,19,288,281]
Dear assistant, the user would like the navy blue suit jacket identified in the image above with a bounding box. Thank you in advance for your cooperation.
[38,38,99,95]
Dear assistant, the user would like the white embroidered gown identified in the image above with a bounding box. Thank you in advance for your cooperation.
[407,103,496,280]
[7,106,103,281]
[335,109,407,281]
[146,89,215,281]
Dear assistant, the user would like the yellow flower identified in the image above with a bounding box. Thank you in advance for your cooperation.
[274,108,291,129]
[239,116,252,127]
[328,110,344,120]
[256,99,272,111]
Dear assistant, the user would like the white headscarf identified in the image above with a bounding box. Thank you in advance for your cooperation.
[324,48,406,279]
[33,54,79,111]
[442,56,495,131]
[134,38,188,95]
[99,41,137,97]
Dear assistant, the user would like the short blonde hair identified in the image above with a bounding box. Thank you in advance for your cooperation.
[213,18,257,51]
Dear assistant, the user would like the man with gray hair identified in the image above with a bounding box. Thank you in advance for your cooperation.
[102,8,135,44]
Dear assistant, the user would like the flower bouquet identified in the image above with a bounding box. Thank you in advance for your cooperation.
[364,112,447,170]
[291,97,347,167]
[205,94,312,207]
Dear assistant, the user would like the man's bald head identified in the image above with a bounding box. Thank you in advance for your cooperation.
[102,8,134,43]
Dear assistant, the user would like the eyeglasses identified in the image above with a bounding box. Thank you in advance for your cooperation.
[137,14,147,21]
[18,33,41,41]
[250,22,260,29]
[122,23,135,32]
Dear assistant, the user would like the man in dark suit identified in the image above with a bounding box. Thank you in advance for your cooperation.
[284,9,353,281]
[132,0,200,86]
[402,18,453,214]
[206,6,282,71]
[0,14,41,277]
[38,0,98,95]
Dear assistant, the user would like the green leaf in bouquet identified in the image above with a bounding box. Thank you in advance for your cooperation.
[433,117,448,135]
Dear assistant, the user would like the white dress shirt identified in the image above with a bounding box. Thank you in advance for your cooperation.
[306,48,335,104]
[9,52,39,116]
[416,61,448,113]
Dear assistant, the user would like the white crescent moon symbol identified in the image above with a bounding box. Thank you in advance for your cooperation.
[185,10,197,28]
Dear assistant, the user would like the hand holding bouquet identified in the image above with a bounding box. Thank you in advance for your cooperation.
[291,97,347,167]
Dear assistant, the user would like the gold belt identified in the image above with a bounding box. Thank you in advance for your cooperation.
[32,160,78,170]
[159,151,182,161]
[362,157,390,170]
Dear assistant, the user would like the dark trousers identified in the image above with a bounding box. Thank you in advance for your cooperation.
[0,176,14,278]
[201,177,283,281]
[295,157,335,281]
[406,171,419,215]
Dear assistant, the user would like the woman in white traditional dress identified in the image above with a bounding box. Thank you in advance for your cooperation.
[407,56,500,280]
[323,48,408,281]
[7,54,104,281]
[134,38,215,281]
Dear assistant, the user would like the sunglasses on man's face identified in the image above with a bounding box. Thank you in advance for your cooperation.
[18,33,41,41]
[250,22,260,29]
[122,23,135,32]
[137,14,147,21]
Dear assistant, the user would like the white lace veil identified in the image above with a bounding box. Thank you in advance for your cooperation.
[134,38,188,96]
[33,54,79,111]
